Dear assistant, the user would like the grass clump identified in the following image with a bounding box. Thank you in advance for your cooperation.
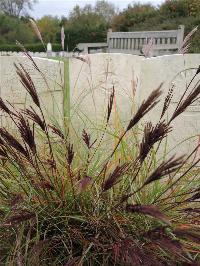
[0,56,199,266]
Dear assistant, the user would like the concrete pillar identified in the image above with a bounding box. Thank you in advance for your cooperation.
[128,39,131,49]
[47,43,52,57]
[177,25,185,49]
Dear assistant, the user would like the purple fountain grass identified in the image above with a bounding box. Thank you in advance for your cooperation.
[29,18,46,51]
[126,204,170,224]
[102,163,130,192]
[179,26,198,54]
[0,49,199,265]
[110,85,163,159]
[139,121,171,163]
[143,156,184,186]
[48,124,65,140]
[170,83,200,123]
[66,142,74,166]
[160,86,174,120]
[15,63,40,108]
[0,128,28,158]
[24,107,45,132]
[17,115,36,155]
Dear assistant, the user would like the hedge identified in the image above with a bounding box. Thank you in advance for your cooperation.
[0,43,62,52]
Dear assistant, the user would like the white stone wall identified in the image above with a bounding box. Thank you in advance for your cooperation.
[139,54,200,156]
[1,53,200,157]
[69,53,142,131]
[0,51,73,58]
[69,53,200,157]
[0,56,64,128]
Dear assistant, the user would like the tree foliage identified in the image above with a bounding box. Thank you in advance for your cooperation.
[160,0,200,18]
[95,0,117,23]
[0,14,35,44]
[0,0,37,17]
[63,2,111,50]
[112,3,156,31]
[37,16,60,43]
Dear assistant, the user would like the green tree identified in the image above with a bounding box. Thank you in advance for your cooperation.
[95,0,117,23]
[64,4,108,50]
[0,0,37,17]
[0,14,35,44]
[37,16,60,43]
[160,0,200,18]
[111,3,157,31]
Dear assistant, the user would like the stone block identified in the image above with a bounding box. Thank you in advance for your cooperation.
[0,56,64,127]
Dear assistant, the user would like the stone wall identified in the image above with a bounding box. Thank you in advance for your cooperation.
[0,56,64,128]
[0,53,200,157]
[139,54,200,156]
[69,53,200,157]
[69,53,142,131]
[0,51,73,58]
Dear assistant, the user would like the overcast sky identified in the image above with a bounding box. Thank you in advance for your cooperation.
[30,0,164,18]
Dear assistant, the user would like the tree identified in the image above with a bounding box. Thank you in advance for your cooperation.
[0,14,35,44]
[64,4,108,50]
[0,0,37,17]
[37,16,60,43]
[94,0,117,23]
[160,0,200,18]
[111,3,157,31]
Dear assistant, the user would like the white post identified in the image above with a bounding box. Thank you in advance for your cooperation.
[61,26,65,57]
[47,42,52,57]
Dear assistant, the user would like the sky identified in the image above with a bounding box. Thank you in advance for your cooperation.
[30,0,164,19]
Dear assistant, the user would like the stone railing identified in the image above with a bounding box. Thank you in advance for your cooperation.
[107,25,185,56]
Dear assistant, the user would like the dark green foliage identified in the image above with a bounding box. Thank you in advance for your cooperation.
[62,4,108,51]
[0,43,61,52]
[0,14,35,44]
[64,28,107,52]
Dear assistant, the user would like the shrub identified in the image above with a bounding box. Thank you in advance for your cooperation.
[0,43,62,52]
[0,54,199,265]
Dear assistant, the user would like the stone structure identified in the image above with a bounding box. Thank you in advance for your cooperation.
[76,43,108,54]
[139,54,200,156]
[77,25,184,56]
[0,51,74,58]
[69,53,200,157]
[47,42,52,57]
[107,25,185,56]
[69,53,142,129]
[0,56,64,128]
[0,53,199,157]
[1,26,184,57]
